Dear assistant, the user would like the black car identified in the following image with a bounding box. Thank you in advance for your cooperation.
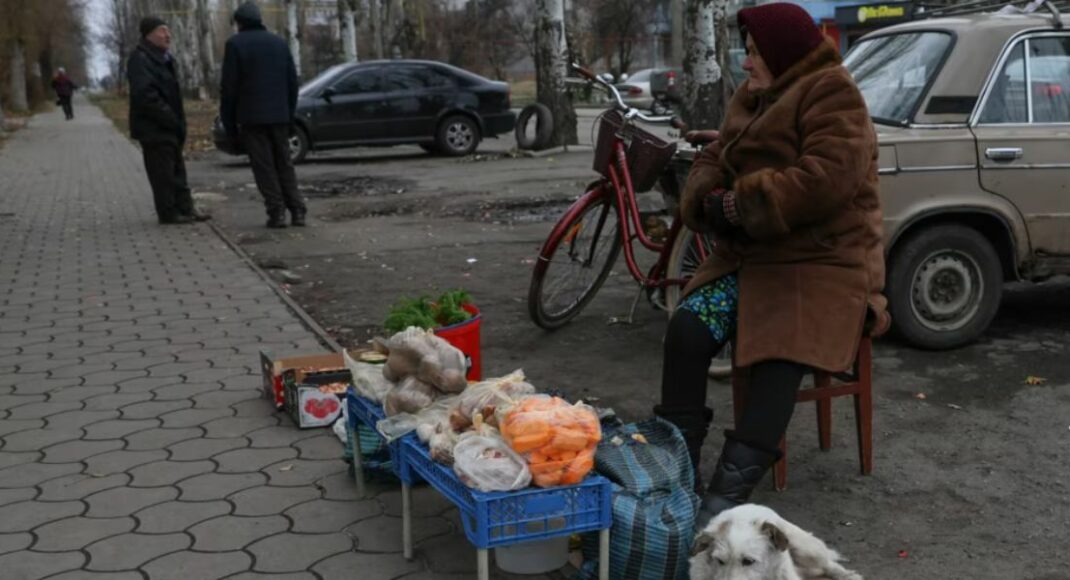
[214,59,516,162]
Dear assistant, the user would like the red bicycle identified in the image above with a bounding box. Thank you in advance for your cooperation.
[527,63,732,375]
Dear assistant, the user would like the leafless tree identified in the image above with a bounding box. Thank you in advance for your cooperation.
[681,0,728,130]
[535,0,577,146]
[339,0,360,62]
[587,0,657,78]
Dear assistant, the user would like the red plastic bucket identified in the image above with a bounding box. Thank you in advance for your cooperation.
[434,304,482,381]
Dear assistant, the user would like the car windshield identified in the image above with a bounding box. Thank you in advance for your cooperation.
[299,64,347,97]
[844,32,953,125]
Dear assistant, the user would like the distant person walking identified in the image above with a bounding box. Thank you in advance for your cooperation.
[126,16,209,225]
[220,1,306,229]
[51,68,77,120]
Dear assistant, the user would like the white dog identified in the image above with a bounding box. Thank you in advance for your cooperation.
[689,504,863,580]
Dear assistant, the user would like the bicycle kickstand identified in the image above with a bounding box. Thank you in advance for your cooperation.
[608,285,645,326]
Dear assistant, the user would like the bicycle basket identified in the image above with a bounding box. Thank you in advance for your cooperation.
[592,110,677,193]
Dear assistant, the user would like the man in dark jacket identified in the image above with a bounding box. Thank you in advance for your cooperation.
[51,68,77,120]
[127,17,208,225]
[221,1,306,229]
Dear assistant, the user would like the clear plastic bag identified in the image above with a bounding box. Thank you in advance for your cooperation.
[453,427,532,492]
[377,395,456,443]
[379,327,467,394]
[449,370,536,432]
[498,396,602,488]
[348,360,393,403]
[383,376,439,417]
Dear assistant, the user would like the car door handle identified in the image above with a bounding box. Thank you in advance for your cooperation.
[985,147,1023,161]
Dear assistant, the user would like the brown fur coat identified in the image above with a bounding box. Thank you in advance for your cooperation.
[680,40,887,372]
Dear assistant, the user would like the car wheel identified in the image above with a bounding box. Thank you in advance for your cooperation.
[887,224,1003,349]
[289,127,310,164]
[436,115,480,156]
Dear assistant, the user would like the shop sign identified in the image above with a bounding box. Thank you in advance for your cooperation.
[836,2,914,26]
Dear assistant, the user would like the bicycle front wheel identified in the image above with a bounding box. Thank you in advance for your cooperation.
[665,226,733,378]
[528,193,622,330]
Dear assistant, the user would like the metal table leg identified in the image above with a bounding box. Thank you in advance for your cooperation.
[352,424,366,499]
[477,548,490,580]
[599,528,610,580]
[402,482,414,560]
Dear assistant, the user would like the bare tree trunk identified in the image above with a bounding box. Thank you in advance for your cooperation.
[535,0,577,146]
[9,40,29,112]
[0,93,7,133]
[681,0,724,131]
[369,0,383,59]
[195,0,217,99]
[387,0,405,58]
[285,0,302,77]
[339,0,358,62]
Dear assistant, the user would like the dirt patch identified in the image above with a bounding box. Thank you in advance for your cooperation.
[444,196,575,224]
[297,175,413,199]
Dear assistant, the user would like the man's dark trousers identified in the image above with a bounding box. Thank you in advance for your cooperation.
[141,141,194,222]
[59,97,73,120]
[241,124,305,218]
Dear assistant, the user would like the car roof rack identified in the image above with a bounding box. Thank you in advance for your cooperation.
[915,0,1069,27]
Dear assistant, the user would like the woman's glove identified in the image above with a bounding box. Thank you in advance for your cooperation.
[702,189,741,235]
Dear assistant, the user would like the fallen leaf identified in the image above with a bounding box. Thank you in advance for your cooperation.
[1025,375,1047,385]
[279,464,294,472]
[914,393,927,400]
[898,550,909,559]
[947,404,963,411]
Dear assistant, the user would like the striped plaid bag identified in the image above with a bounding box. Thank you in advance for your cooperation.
[577,418,700,580]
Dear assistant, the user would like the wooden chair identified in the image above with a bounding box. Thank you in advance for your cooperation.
[730,335,874,491]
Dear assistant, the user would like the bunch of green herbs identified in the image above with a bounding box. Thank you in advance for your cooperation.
[383,290,473,334]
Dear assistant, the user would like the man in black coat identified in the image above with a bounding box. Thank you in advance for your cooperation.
[127,17,208,225]
[51,68,77,121]
[221,1,306,229]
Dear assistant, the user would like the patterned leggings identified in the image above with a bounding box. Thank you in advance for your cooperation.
[677,273,738,342]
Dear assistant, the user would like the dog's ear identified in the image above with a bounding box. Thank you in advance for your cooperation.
[762,522,790,552]
[691,521,729,556]
[691,531,716,557]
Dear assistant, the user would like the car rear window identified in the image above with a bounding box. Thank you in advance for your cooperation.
[981,36,1070,124]
[844,32,953,125]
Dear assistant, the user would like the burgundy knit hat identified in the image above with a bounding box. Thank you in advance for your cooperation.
[737,3,825,79]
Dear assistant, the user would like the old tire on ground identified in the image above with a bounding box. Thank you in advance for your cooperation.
[436,115,481,156]
[289,126,310,164]
[887,224,1003,350]
[515,103,554,151]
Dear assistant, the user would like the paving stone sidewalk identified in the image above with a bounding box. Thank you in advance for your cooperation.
[0,99,556,579]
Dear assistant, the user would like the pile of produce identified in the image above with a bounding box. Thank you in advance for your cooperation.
[499,396,601,488]
[383,290,473,334]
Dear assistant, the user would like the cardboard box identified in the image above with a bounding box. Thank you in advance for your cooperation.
[282,372,345,429]
[260,350,351,409]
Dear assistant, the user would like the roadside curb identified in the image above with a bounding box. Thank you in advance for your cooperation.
[206,220,345,354]
[519,144,594,158]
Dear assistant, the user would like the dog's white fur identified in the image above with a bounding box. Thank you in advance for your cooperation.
[689,505,863,580]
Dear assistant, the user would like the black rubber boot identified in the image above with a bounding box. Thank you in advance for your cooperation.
[266,211,288,229]
[653,404,713,494]
[696,434,779,529]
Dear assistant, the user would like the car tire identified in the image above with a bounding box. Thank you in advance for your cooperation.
[289,126,310,164]
[436,115,481,156]
[515,103,554,151]
[887,224,1003,350]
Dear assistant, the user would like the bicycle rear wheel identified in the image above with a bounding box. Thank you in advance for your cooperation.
[665,226,733,378]
[528,192,622,330]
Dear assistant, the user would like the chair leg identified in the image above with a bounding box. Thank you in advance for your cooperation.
[817,398,832,451]
[773,436,787,491]
[855,340,874,475]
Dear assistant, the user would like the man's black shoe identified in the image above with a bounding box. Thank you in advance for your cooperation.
[185,208,212,222]
[291,210,307,227]
[266,214,288,229]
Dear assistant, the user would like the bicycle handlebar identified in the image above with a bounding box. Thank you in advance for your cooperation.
[569,62,673,125]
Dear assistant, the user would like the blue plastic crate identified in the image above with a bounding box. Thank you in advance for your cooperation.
[401,436,612,549]
[346,392,415,483]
